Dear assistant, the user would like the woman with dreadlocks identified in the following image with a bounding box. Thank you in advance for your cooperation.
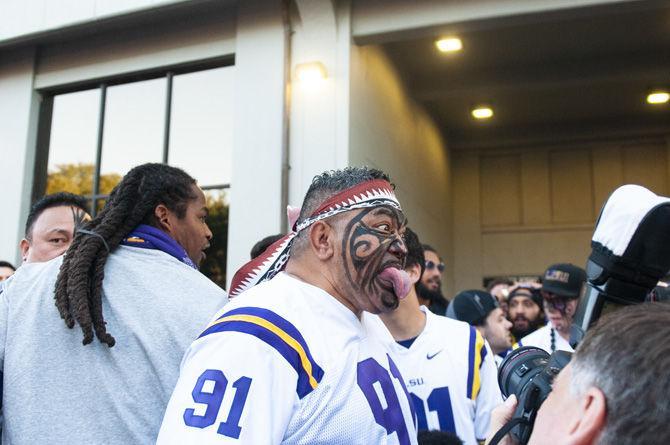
[0,163,227,445]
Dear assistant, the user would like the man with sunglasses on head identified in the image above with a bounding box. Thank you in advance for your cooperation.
[417,245,448,315]
[158,167,417,444]
[519,264,586,354]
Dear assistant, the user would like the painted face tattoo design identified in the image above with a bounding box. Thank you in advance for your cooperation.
[543,292,571,315]
[341,206,409,310]
[229,178,401,298]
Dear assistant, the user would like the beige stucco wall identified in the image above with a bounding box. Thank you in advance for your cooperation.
[452,137,670,292]
[348,44,454,296]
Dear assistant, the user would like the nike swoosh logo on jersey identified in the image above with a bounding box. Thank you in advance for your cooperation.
[426,350,442,360]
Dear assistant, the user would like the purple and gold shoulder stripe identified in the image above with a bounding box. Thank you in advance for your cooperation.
[199,306,324,399]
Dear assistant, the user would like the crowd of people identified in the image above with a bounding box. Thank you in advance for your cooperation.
[0,163,668,445]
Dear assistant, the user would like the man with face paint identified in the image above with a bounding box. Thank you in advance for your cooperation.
[519,264,586,354]
[158,167,417,444]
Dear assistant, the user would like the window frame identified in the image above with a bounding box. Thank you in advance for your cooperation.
[32,56,235,214]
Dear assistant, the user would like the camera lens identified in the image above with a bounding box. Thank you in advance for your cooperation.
[498,346,550,398]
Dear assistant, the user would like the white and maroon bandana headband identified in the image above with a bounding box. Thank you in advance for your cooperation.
[229,179,401,297]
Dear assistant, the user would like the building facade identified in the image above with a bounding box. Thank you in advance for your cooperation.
[1,0,669,295]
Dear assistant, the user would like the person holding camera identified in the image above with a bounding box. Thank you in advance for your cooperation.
[489,185,670,445]
[488,302,670,445]
[519,264,585,353]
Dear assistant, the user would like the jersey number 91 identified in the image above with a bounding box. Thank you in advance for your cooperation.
[183,369,253,439]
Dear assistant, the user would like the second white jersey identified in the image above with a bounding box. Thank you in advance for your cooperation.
[519,324,574,354]
[158,272,417,444]
[366,307,502,445]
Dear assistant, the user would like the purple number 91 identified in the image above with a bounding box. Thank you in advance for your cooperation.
[357,356,412,445]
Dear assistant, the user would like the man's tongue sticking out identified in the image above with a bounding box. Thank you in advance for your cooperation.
[378,267,411,300]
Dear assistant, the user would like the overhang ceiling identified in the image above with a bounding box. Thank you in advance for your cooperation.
[381,2,670,149]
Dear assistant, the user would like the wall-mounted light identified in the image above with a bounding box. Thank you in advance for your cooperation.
[471,106,493,120]
[295,62,328,86]
[435,37,462,53]
[647,91,669,105]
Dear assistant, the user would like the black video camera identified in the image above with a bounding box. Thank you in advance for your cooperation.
[571,184,670,342]
[490,185,670,445]
[492,347,571,444]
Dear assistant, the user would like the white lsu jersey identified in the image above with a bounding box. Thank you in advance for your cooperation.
[519,324,574,354]
[157,272,417,445]
[365,307,502,445]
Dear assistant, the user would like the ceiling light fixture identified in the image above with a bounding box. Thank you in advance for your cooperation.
[435,37,462,53]
[647,91,669,105]
[472,106,493,120]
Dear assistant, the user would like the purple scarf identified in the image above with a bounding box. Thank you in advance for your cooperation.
[121,224,197,269]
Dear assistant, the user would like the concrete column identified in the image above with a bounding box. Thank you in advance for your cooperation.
[226,0,287,286]
[227,0,354,286]
[0,48,39,264]
[287,0,352,207]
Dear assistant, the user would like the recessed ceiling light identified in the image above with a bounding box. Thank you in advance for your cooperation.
[472,106,493,119]
[647,91,669,105]
[435,37,462,53]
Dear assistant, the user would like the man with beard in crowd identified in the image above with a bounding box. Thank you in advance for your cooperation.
[417,245,448,315]
[158,167,417,444]
[506,283,544,343]
[520,264,586,353]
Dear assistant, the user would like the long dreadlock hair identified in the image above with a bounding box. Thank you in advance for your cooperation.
[54,163,198,347]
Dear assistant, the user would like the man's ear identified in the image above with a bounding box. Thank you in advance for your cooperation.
[19,238,30,262]
[567,387,607,445]
[154,204,176,235]
[406,263,422,284]
[309,221,335,261]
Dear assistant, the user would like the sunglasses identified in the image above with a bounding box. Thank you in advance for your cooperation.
[425,260,445,272]
[541,291,570,312]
